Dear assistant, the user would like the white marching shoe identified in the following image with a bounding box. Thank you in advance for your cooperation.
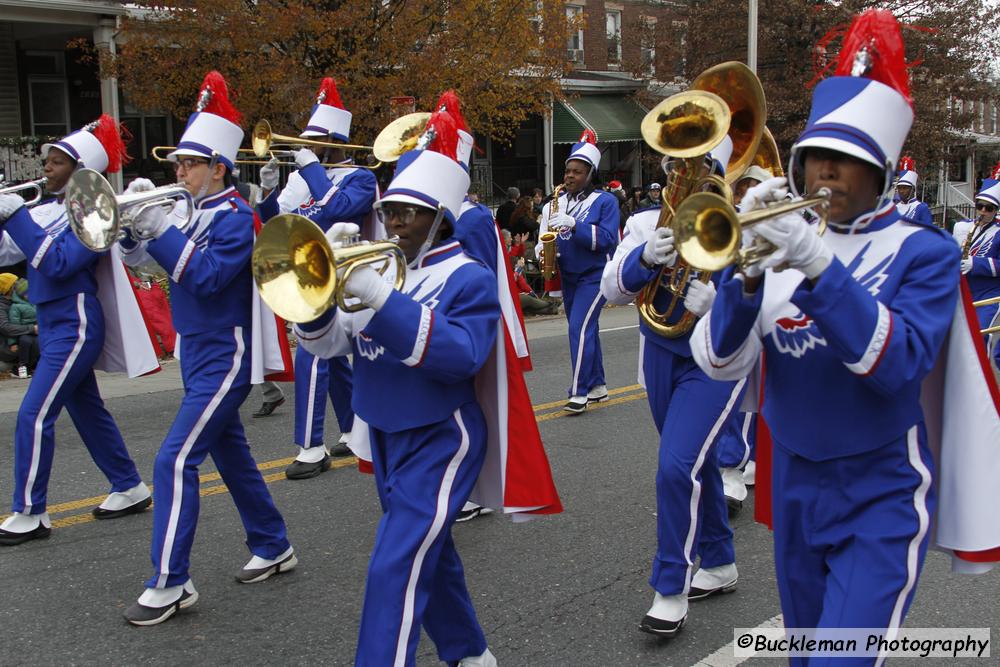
[639,592,687,638]
[689,562,738,600]
[125,580,198,626]
[0,511,52,546]
[743,460,756,486]
[93,481,152,519]
[459,648,497,667]
[235,546,298,583]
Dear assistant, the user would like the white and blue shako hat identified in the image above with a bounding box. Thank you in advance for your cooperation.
[380,107,470,226]
[896,155,917,189]
[709,134,734,178]
[42,113,130,174]
[790,10,914,200]
[301,77,352,142]
[567,129,601,174]
[168,71,244,171]
[433,90,474,170]
[975,162,1000,209]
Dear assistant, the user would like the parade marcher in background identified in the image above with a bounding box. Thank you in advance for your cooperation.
[257,77,377,479]
[0,116,156,546]
[894,156,932,227]
[691,11,962,646]
[296,108,503,667]
[954,163,1000,344]
[601,136,741,638]
[732,165,772,209]
[120,72,294,625]
[538,130,620,413]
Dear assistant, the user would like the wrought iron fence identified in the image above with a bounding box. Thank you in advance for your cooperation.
[0,136,50,184]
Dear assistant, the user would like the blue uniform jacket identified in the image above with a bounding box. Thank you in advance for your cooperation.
[454,199,498,275]
[894,196,932,227]
[296,240,500,433]
[0,198,99,306]
[257,162,376,233]
[539,188,619,275]
[692,204,959,461]
[960,219,1000,302]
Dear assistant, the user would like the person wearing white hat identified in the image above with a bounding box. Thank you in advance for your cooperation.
[894,156,932,226]
[601,133,741,638]
[257,77,377,479]
[296,108,499,667]
[119,71,294,626]
[0,114,152,546]
[955,162,1000,343]
[692,10,961,641]
[538,129,620,413]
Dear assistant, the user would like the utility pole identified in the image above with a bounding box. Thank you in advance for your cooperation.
[748,0,758,73]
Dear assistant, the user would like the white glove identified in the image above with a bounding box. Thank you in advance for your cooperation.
[126,177,155,194]
[740,176,789,213]
[755,212,832,279]
[131,203,171,240]
[641,226,677,267]
[548,212,576,233]
[683,279,716,317]
[260,157,280,191]
[738,227,767,279]
[961,257,974,274]
[325,222,361,249]
[0,193,25,223]
[294,148,319,170]
[345,264,393,311]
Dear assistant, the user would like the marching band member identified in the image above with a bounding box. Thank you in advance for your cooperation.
[296,109,499,667]
[601,136,741,638]
[120,72,294,625]
[0,116,154,546]
[257,77,376,479]
[539,130,620,413]
[691,11,959,647]
[955,164,1000,342]
[893,156,932,226]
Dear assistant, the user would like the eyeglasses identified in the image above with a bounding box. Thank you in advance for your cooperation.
[976,202,998,213]
[380,205,420,226]
[173,157,209,172]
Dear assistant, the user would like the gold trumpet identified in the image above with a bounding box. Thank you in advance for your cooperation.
[0,178,47,206]
[673,188,831,272]
[539,184,565,281]
[252,213,406,323]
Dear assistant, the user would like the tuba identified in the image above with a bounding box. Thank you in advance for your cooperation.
[539,184,565,281]
[636,61,765,338]
[66,169,192,252]
[252,213,406,323]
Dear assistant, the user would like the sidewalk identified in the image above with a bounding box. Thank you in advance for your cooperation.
[0,305,637,413]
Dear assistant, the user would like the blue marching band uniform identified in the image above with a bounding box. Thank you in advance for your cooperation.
[256,78,376,478]
[537,131,619,412]
[0,116,153,545]
[893,158,933,227]
[955,173,1000,353]
[296,107,498,666]
[117,72,293,625]
[601,135,744,636]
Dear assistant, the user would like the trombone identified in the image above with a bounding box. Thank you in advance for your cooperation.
[149,145,381,170]
[249,119,381,169]
[65,168,193,252]
[252,213,406,323]
[0,178,48,206]
[973,296,1000,336]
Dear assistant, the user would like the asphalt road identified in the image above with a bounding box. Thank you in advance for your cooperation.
[0,305,996,666]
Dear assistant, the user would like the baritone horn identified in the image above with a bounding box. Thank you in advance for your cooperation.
[65,168,193,252]
[0,178,47,206]
[372,112,432,163]
[252,213,406,323]
[673,188,831,272]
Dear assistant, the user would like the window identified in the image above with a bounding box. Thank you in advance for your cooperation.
[671,20,687,79]
[28,78,70,137]
[606,10,622,66]
[640,16,656,75]
[566,5,584,62]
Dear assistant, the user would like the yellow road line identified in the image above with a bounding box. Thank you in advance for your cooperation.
[25,387,650,529]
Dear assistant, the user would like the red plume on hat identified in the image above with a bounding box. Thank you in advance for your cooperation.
[991,161,1000,180]
[195,71,242,126]
[898,155,915,172]
[834,9,911,104]
[315,77,345,109]
[421,109,459,161]
[86,113,131,174]
[579,128,598,144]
[434,90,469,133]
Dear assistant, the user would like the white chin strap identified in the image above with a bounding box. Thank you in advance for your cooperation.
[408,205,447,269]
[195,153,221,202]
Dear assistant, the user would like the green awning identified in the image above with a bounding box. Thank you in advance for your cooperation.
[553,95,648,144]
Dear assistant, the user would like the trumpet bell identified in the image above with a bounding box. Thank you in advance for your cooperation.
[253,214,336,323]
[673,192,741,272]
[641,91,731,158]
[373,112,432,163]
[252,119,276,158]
[66,168,121,252]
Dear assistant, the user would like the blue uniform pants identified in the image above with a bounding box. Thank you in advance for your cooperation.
[294,344,355,448]
[561,269,606,397]
[146,327,290,588]
[12,293,141,514]
[643,346,740,595]
[717,411,755,469]
[771,424,935,666]
[356,402,488,667]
